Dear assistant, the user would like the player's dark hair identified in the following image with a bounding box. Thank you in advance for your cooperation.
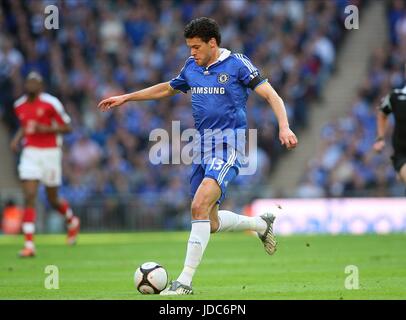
[184,17,221,45]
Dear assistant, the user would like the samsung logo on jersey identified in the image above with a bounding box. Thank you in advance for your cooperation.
[191,87,225,94]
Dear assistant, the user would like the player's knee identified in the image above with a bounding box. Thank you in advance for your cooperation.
[24,193,36,207]
[400,164,406,183]
[191,199,210,220]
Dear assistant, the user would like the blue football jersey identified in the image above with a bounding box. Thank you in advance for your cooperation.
[169,48,267,156]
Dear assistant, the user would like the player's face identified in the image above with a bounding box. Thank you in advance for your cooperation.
[186,37,215,67]
[25,79,42,96]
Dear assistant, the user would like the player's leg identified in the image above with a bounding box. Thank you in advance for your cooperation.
[209,204,266,234]
[392,152,406,194]
[161,177,220,295]
[200,149,269,235]
[179,177,220,282]
[209,192,279,255]
[205,147,279,254]
[45,187,73,222]
[216,208,279,255]
[45,187,80,245]
[43,148,80,244]
[214,208,267,234]
[19,179,39,257]
[399,163,406,184]
[399,162,406,196]
[17,147,41,256]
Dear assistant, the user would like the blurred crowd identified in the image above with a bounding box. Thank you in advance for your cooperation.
[1,0,353,228]
[295,0,406,198]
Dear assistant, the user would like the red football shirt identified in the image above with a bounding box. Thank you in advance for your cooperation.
[14,93,71,148]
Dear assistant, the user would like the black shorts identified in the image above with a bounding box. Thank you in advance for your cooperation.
[391,151,406,172]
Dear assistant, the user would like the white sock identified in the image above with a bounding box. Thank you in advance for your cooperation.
[216,210,267,235]
[65,208,73,221]
[177,220,211,286]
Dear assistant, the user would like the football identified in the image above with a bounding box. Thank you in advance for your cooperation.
[134,262,168,294]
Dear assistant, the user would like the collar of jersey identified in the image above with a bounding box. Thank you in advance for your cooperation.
[204,48,231,69]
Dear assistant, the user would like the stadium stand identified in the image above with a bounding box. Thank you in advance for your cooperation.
[0,0,357,230]
[295,0,406,198]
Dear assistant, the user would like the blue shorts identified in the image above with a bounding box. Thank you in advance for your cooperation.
[190,145,241,204]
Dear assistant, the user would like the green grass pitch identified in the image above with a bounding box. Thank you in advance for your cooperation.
[0,232,405,299]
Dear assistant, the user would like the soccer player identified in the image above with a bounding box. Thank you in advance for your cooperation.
[98,17,298,295]
[11,71,80,257]
[373,73,406,185]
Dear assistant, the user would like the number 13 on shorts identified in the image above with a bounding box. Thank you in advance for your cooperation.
[208,157,225,171]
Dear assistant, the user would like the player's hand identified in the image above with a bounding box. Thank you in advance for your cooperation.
[33,123,51,133]
[97,95,128,112]
[279,126,298,150]
[373,140,385,153]
[10,139,20,152]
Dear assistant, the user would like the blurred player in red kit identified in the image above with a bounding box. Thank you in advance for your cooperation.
[10,71,80,257]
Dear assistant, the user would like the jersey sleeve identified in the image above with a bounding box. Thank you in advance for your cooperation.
[13,96,27,119]
[169,61,191,93]
[235,54,267,90]
[47,95,71,125]
[379,93,392,115]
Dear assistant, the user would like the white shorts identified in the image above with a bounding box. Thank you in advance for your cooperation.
[18,147,62,187]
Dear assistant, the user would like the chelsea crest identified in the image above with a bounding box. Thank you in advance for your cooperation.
[217,72,229,84]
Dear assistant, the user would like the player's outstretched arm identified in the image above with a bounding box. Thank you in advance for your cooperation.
[373,109,389,153]
[97,82,179,112]
[254,82,298,150]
